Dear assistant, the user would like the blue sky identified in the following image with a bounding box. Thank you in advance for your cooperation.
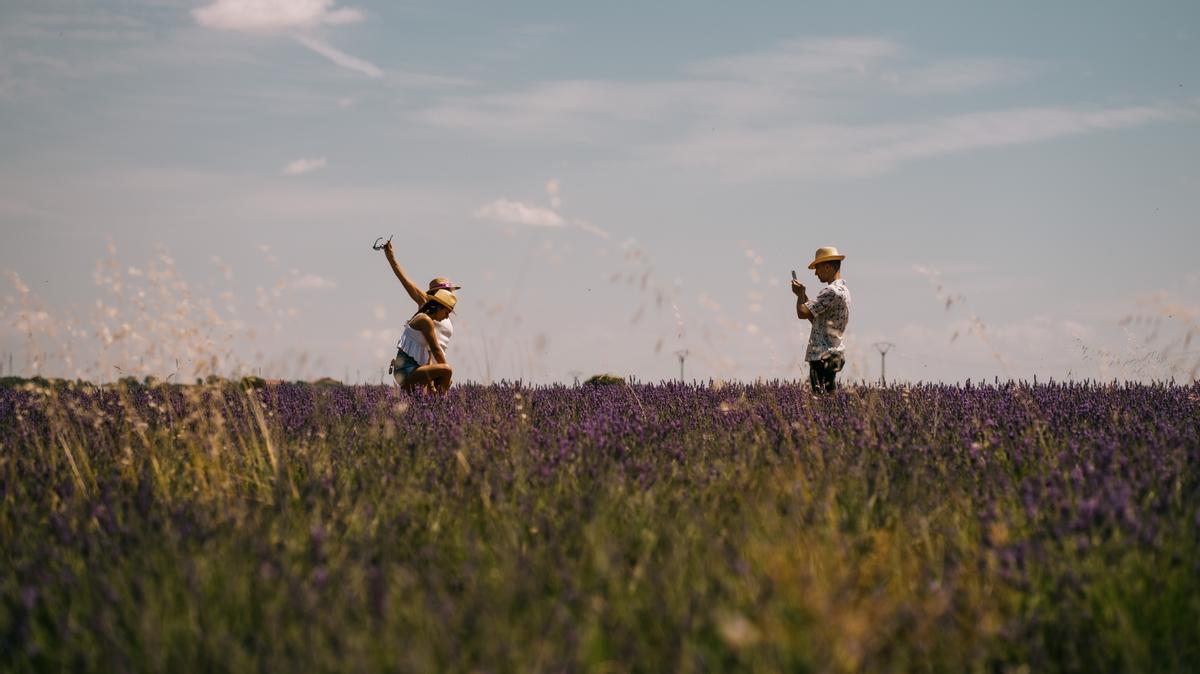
[2,0,1198,384]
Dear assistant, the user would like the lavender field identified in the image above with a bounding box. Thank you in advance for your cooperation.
[2,378,1199,672]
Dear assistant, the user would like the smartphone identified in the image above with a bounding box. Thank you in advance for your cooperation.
[791,270,797,280]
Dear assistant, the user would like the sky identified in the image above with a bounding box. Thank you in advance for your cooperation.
[2,0,1199,385]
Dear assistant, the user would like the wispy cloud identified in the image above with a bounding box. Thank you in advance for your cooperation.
[573,219,610,239]
[0,9,151,42]
[842,105,1176,173]
[474,199,565,227]
[291,273,337,289]
[414,38,1028,137]
[0,6,145,101]
[290,33,382,78]
[686,37,901,82]
[282,157,327,175]
[882,59,1032,94]
[412,37,1189,179]
[192,0,364,33]
[474,180,610,238]
[193,0,382,78]
[660,103,1184,179]
[689,38,1031,94]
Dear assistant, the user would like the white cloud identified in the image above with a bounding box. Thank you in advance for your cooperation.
[883,59,1032,95]
[1,9,151,43]
[0,30,136,101]
[192,0,382,78]
[282,157,327,175]
[413,39,1028,139]
[385,69,476,89]
[292,273,336,289]
[658,103,1183,180]
[412,79,692,138]
[474,199,565,227]
[841,105,1177,174]
[412,37,1189,180]
[572,219,609,239]
[686,37,900,82]
[290,33,382,78]
[193,0,364,33]
[475,180,608,237]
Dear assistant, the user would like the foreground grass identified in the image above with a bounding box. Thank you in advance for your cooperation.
[1,379,1198,672]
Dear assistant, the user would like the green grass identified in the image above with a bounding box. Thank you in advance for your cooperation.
[2,379,1198,672]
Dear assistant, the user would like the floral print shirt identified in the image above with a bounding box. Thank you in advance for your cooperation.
[804,279,851,361]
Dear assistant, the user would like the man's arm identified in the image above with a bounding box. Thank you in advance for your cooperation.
[383,240,429,307]
[792,280,814,321]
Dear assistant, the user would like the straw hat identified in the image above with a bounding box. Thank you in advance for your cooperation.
[429,289,457,312]
[428,277,462,292]
[807,246,846,270]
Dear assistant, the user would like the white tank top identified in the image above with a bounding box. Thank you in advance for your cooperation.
[397,316,452,364]
[435,317,453,351]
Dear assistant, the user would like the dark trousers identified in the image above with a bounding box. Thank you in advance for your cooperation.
[808,352,845,393]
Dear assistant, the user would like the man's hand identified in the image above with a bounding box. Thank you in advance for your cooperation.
[794,280,812,320]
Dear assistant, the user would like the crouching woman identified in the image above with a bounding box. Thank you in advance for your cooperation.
[392,289,457,393]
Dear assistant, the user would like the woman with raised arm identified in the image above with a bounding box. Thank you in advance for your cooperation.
[391,289,457,392]
[381,240,461,392]
[382,239,461,356]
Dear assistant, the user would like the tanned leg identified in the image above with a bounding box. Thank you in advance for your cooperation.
[401,364,453,394]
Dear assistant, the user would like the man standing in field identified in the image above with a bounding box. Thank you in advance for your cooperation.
[793,246,851,393]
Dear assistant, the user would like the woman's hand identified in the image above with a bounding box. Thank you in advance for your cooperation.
[383,238,394,256]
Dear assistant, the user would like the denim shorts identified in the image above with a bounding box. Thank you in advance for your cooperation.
[390,349,420,380]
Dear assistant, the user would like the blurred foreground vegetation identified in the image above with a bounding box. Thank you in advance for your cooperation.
[2,377,1198,672]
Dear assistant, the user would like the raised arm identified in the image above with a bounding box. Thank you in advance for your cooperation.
[411,315,448,365]
[792,280,814,321]
[383,240,429,308]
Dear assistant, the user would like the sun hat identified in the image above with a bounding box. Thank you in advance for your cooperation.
[807,246,846,270]
[428,277,462,292]
[429,289,457,312]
